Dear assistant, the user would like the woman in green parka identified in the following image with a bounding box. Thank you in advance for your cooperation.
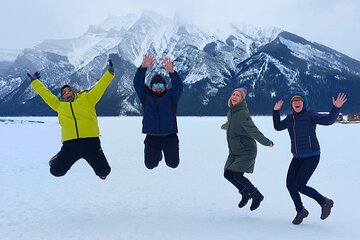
[222,88,273,211]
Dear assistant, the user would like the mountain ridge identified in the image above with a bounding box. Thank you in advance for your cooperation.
[0,11,359,116]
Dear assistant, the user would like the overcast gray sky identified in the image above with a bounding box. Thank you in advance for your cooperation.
[1,0,359,60]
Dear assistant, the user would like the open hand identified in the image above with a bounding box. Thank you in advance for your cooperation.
[332,92,347,108]
[274,100,283,110]
[162,57,174,73]
[142,55,155,68]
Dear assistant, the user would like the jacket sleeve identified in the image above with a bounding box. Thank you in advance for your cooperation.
[315,106,341,126]
[87,71,115,105]
[31,79,60,112]
[133,67,147,103]
[221,112,230,130]
[221,121,229,130]
[273,110,287,131]
[169,71,183,103]
[240,112,272,146]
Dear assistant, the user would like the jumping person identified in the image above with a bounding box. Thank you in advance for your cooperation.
[133,55,183,169]
[28,59,115,179]
[222,88,273,211]
[273,92,347,224]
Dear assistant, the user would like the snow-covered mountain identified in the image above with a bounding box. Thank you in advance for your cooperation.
[0,10,359,116]
[0,48,21,74]
[0,48,21,62]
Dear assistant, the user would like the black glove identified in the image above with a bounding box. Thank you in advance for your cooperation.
[27,72,41,81]
[108,59,114,75]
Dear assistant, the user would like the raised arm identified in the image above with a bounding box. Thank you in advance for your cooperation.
[87,59,115,105]
[316,93,347,125]
[273,100,287,131]
[163,57,183,103]
[133,55,155,102]
[28,72,60,112]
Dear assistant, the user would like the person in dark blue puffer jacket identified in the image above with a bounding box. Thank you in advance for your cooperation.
[273,91,347,225]
[133,55,183,169]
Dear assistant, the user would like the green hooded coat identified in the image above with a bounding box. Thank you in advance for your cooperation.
[222,100,272,173]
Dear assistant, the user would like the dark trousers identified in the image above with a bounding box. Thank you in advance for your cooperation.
[50,137,111,177]
[144,133,180,169]
[224,170,256,193]
[286,154,325,212]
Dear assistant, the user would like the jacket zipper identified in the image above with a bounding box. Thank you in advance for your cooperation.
[292,115,298,153]
[70,102,79,138]
[308,136,312,149]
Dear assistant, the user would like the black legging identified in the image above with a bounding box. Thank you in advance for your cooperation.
[286,154,326,212]
[224,170,256,193]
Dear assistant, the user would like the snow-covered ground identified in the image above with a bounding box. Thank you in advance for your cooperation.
[0,116,358,240]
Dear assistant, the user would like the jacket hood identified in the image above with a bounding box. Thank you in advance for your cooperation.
[290,91,308,112]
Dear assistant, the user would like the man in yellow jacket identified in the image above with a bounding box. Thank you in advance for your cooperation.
[28,59,115,180]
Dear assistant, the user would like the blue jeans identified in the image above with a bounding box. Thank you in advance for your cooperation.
[286,154,325,212]
[144,133,180,169]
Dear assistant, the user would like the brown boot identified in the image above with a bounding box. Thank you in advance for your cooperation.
[292,208,309,225]
[320,198,334,220]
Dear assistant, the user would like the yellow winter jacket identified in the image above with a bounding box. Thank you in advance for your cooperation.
[31,71,115,142]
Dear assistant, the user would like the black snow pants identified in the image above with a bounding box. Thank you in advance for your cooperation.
[144,133,180,169]
[50,137,111,178]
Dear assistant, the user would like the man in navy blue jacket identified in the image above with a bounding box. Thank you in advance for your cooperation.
[273,91,347,225]
[133,55,183,169]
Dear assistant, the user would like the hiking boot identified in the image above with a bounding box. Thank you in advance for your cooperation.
[249,189,264,211]
[320,198,334,220]
[238,189,252,208]
[292,208,309,225]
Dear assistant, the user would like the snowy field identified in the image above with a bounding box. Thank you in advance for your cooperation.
[0,116,359,240]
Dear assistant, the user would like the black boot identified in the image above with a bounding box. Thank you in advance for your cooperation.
[49,153,58,167]
[249,189,264,211]
[238,189,252,208]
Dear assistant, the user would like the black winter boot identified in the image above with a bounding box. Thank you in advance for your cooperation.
[49,153,58,167]
[250,189,264,211]
[292,207,309,225]
[99,175,107,180]
[238,189,252,208]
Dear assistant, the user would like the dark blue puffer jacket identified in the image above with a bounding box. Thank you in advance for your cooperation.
[133,67,183,135]
[273,92,341,158]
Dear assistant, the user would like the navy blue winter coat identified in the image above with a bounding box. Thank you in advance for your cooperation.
[133,67,183,135]
[273,92,341,158]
